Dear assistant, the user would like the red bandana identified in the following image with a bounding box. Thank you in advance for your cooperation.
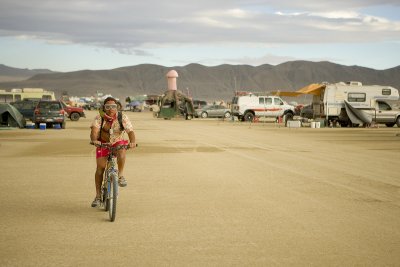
[103,113,116,123]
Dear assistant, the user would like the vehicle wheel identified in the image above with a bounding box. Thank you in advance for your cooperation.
[70,112,80,121]
[186,114,193,120]
[61,121,66,129]
[201,112,208,118]
[109,173,118,222]
[244,112,254,122]
[396,116,400,127]
[385,123,395,127]
[224,112,231,118]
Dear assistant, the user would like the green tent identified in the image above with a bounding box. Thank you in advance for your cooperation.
[0,103,26,128]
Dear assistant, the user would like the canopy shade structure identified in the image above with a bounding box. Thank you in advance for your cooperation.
[272,84,325,97]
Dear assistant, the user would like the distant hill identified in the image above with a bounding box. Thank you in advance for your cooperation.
[0,61,399,102]
[0,64,56,82]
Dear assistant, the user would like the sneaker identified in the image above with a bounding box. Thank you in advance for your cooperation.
[118,176,127,187]
[91,197,101,207]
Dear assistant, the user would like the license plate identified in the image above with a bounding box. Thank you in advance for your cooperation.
[46,119,54,122]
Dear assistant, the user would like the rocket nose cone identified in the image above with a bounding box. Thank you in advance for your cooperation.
[166,70,178,78]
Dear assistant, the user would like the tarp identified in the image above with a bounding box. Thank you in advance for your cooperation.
[0,103,26,128]
[273,84,325,97]
[344,100,372,125]
[297,84,325,95]
[128,101,141,107]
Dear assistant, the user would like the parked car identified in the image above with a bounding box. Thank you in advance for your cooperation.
[33,100,66,129]
[193,100,208,110]
[61,101,86,121]
[82,101,101,110]
[10,99,38,120]
[196,105,231,118]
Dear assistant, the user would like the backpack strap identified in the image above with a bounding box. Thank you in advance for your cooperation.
[98,116,104,141]
[118,112,124,131]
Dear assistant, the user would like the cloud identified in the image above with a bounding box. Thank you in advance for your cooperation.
[225,54,299,65]
[0,0,399,52]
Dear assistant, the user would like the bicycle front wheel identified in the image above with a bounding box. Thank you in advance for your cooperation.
[103,186,109,212]
[108,173,118,222]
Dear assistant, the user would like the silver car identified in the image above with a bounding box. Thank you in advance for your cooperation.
[196,105,231,118]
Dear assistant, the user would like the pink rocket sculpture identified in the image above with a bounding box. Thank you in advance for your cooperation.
[166,70,178,90]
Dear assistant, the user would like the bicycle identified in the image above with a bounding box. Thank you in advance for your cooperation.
[90,142,132,222]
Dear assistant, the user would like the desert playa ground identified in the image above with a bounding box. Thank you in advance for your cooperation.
[1,110,400,266]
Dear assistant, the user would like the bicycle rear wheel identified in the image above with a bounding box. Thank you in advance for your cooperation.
[108,173,118,222]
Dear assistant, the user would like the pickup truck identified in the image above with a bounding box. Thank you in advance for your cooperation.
[61,101,86,121]
[365,100,400,127]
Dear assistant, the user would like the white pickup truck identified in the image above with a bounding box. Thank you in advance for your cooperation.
[231,94,295,122]
[364,100,400,127]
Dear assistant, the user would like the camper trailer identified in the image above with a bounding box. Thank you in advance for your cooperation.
[0,88,56,103]
[311,82,399,126]
[277,81,399,127]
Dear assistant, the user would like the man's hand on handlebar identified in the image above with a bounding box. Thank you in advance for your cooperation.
[129,142,137,149]
[90,140,102,147]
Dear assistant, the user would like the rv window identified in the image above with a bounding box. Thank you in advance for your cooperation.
[382,89,391,95]
[266,98,272,105]
[0,94,14,103]
[348,93,366,102]
[259,98,265,104]
[15,94,21,101]
[42,95,52,100]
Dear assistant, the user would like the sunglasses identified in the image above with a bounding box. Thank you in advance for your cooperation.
[104,104,118,110]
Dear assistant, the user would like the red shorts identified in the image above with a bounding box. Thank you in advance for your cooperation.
[96,140,129,158]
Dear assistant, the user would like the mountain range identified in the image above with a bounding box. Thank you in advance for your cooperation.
[0,61,399,102]
[0,64,55,82]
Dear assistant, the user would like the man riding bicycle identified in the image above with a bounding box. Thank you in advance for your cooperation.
[90,97,136,207]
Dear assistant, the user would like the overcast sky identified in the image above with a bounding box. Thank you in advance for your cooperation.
[0,0,399,71]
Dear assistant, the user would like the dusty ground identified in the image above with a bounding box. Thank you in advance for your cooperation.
[1,110,400,266]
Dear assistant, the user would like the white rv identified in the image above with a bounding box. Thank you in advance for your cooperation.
[278,81,399,126]
[0,88,56,103]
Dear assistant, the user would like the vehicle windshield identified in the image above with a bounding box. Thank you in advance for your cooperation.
[38,102,61,109]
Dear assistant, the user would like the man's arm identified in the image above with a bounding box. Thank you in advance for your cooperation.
[90,127,101,145]
[127,130,136,148]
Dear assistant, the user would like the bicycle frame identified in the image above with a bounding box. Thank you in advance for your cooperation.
[98,144,129,222]
[101,152,119,209]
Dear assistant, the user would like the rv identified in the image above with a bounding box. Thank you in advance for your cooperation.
[277,82,399,126]
[0,88,56,103]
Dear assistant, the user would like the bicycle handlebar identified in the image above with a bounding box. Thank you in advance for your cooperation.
[90,141,138,150]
